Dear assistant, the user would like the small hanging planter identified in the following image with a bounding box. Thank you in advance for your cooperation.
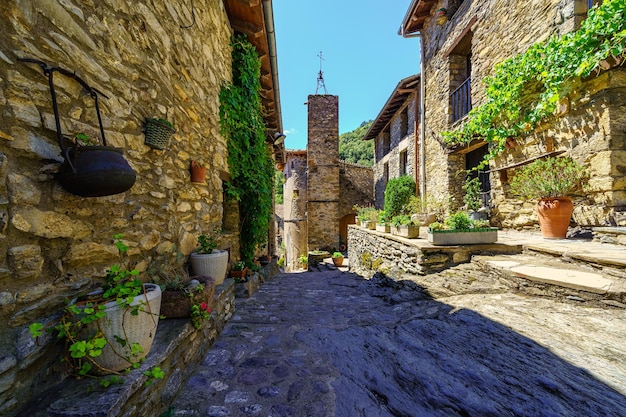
[190,160,206,183]
[19,58,136,198]
[144,117,175,150]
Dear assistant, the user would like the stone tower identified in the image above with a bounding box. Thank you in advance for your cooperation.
[307,94,340,250]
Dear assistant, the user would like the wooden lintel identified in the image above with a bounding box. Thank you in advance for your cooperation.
[488,150,566,173]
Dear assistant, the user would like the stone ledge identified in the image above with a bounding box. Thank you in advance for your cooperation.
[16,280,236,417]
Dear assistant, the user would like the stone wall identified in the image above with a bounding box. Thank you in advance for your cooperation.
[283,151,308,270]
[373,96,417,208]
[339,161,374,218]
[418,0,625,226]
[307,95,340,250]
[0,1,238,414]
[347,225,521,279]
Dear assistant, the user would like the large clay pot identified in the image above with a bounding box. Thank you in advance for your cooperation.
[536,197,574,239]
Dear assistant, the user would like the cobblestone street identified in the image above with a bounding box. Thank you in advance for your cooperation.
[170,265,626,417]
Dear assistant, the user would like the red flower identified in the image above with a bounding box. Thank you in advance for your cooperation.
[200,302,208,310]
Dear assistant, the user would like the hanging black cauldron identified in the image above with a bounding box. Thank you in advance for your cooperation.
[20,58,136,197]
[57,146,136,197]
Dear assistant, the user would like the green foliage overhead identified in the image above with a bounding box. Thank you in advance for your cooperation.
[384,176,416,218]
[274,169,284,204]
[219,35,274,263]
[339,121,374,167]
[444,0,626,162]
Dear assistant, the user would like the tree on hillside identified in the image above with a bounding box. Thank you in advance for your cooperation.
[339,120,374,167]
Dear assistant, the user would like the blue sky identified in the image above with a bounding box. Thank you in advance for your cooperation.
[273,0,421,150]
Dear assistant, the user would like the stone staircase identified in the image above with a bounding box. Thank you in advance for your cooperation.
[473,235,626,307]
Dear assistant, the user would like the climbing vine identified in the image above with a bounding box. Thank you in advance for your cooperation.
[444,0,626,161]
[219,34,274,263]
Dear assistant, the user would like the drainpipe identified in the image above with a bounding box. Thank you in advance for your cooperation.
[262,0,282,257]
[401,29,427,201]
[262,0,283,134]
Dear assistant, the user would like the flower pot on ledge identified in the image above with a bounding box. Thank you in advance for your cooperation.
[427,228,498,246]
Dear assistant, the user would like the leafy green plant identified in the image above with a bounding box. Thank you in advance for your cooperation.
[220,34,274,264]
[463,175,482,212]
[391,214,417,227]
[509,156,587,200]
[74,132,99,146]
[444,211,473,230]
[353,205,378,222]
[29,234,158,379]
[444,0,626,163]
[147,117,175,129]
[190,302,212,330]
[232,261,246,271]
[384,176,416,218]
[332,252,343,259]
[143,367,165,387]
[196,227,220,254]
[377,210,390,224]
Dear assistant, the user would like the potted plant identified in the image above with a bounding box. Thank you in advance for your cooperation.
[148,252,215,325]
[229,261,249,280]
[436,7,447,24]
[509,156,587,239]
[391,215,420,238]
[189,228,229,285]
[376,210,391,233]
[463,174,487,220]
[427,211,498,245]
[29,235,163,378]
[298,254,309,270]
[144,117,176,150]
[190,160,206,183]
[406,195,440,226]
[354,205,377,229]
[332,252,344,266]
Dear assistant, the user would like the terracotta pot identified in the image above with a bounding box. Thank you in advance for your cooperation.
[536,197,574,239]
[190,161,206,183]
[332,256,344,267]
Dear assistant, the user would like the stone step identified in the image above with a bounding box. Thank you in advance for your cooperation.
[474,254,626,305]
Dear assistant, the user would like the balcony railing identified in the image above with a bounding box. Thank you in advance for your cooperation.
[450,77,472,123]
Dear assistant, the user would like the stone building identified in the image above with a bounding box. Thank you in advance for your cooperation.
[363,74,420,209]
[280,95,373,270]
[0,1,283,414]
[399,0,625,228]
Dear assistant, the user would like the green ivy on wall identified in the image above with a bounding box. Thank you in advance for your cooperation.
[219,34,274,263]
[444,0,626,162]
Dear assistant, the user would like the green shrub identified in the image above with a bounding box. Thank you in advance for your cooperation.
[463,175,482,212]
[445,211,473,230]
[509,156,586,200]
[384,176,416,218]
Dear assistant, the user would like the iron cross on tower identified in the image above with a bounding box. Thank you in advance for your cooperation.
[315,51,328,95]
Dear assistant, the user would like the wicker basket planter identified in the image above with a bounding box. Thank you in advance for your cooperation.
[144,118,175,150]
[160,276,215,319]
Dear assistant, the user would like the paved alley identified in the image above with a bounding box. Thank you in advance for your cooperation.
[169,266,626,417]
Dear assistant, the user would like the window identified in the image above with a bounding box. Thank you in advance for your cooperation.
[399,150,408,176]
[588,0,602,8]
[449,32,473,123]
[382,131,391,155]
[400,107,409,138]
